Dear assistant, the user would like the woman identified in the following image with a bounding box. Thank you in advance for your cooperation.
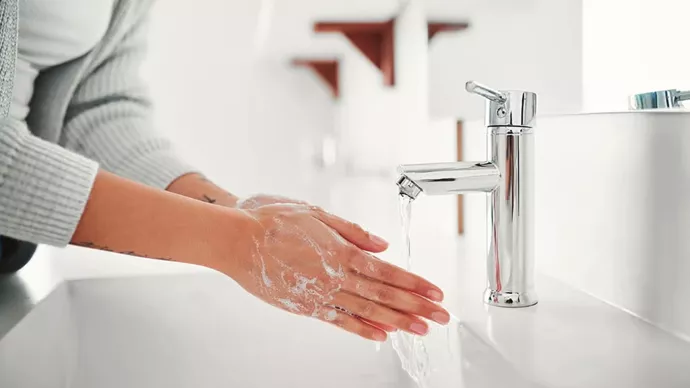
[0,0,450,341]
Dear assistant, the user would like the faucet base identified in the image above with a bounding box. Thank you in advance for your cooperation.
[484,289,538,308]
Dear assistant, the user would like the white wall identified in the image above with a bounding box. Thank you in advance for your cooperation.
[143,0,335,202]
[334,0,432,174]
[429,0,583,121]
[582,0,690,112]
[335,42,398,173]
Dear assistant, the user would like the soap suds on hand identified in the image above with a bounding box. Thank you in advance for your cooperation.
[279,299,303,312]
[252,236,273,288]
[325,310,337,321]
[321,258,345,279]
[290,274,318,296]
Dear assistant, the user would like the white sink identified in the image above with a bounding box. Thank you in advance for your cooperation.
[463,110,690,341]
[0,262,537,388]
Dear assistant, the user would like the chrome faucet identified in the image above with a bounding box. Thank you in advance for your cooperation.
[396,81,538,308]
[629,89,690,109]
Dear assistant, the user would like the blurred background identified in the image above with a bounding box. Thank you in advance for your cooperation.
[138,0,690,245]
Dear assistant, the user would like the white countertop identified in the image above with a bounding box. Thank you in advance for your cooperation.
[1,176,689,387]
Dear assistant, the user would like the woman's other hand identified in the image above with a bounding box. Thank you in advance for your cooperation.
[237,195,390,253]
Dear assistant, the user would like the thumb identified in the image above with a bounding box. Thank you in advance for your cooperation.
[312,208,388,253]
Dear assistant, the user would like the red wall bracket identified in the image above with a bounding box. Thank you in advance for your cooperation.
[292,59,340,99]
[315,21,396,87]
[428,21,470,42]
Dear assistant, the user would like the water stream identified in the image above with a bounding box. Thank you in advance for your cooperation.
[390,194,432,388]
[389,194,467,387]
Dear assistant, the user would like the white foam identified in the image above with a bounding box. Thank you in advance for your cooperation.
[325,310,337,321]
[251,236,273,288]
[279,299,302,312]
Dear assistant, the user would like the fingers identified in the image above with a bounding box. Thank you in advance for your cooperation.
[316,306,388,342]
[330,292,429,336]
[360,318,398,332]
[349,254,444,303]
[343,277,450,325]
[312,209,388,253]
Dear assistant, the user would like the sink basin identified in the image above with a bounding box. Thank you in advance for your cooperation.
[0,269,539,388]
[0,272,406,388]
[462,110,690,341]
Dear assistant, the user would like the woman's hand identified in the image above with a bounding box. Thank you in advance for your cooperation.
[220,203,450,342]
[165,174,450,340]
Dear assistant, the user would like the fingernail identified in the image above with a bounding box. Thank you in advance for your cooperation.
[373,332,388,342]
[369,233,388,247]
[431,311,451,325]
[428,290,444,302]
[410,322,428,336]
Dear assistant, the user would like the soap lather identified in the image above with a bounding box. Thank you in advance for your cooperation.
[396,81,538,308]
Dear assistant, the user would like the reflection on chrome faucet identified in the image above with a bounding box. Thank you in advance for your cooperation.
[396,81,538,308]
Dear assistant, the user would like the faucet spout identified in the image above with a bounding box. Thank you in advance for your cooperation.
[397,162,500,199]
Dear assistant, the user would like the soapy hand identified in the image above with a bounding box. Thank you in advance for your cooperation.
[224,203,450,342]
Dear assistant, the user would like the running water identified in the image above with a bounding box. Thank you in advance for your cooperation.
[390,194,432,388]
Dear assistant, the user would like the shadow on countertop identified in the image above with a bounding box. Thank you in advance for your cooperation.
[0,274,38,341]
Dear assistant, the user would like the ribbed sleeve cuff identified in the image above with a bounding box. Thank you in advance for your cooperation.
[0,121,99,246]
[112,151,199,190]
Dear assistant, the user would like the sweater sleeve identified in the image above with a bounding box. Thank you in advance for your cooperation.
[0,0,97,247]
[60,13,198,189]
[0,118,98,246]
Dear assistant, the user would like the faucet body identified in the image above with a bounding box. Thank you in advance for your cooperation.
[397,82,538,308]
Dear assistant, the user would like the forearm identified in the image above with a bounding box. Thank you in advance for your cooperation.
[166,173,239,207]
[72,170,248,267]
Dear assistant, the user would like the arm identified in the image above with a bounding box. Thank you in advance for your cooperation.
[0,117,244,262]
[70,169,249,267]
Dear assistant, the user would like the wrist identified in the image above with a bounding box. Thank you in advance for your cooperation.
[167,173,239,207]
[190,206,260,277]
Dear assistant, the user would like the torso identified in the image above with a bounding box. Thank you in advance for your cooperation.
[10,0,115,121]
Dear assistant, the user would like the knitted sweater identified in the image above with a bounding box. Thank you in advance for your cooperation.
[0,0,196,247]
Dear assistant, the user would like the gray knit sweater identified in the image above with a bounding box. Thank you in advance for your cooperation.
[0,0,196,247]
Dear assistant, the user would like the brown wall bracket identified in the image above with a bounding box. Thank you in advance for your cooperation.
[292,59,340,99]
[313,20,469,87]
[315,21,396,87]
[428,21,470,42]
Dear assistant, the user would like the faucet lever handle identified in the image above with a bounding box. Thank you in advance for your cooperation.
[465,81,507,104]
[465,80,537,128]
